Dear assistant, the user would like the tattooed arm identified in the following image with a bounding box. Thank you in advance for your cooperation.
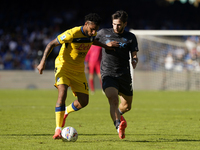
[37,38,60,74]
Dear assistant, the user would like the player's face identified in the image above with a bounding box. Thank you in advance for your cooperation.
[85,21,99,37]
[112,19,127,34]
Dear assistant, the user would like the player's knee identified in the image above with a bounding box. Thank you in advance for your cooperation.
[82,99,89,107]
[126,105,132,111]
[123,104,131,112]
[106,91,118,100]
[78,97,89,108]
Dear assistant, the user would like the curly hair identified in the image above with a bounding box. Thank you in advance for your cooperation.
[85,13,102,26]
[112,10,128,23]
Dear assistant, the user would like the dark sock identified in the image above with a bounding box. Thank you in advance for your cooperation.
[114,120,121,129]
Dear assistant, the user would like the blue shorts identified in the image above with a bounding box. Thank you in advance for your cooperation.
[102,74,133,96]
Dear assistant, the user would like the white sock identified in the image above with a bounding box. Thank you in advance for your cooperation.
[65,107,68,115]
[55,127,62,132]
[117,128,119,133]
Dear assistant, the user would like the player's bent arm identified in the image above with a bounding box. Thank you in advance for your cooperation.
[93,39,119,50]
[37,38,60,74]
[131,51,138,69]
[41,38,60,62]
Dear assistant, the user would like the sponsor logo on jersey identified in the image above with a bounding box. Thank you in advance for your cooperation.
[119,42,127,48]
[77,43,91,51]
[60,35,66,41]
[106,35,111,37]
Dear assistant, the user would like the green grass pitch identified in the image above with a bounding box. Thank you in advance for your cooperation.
[0,90,200,150]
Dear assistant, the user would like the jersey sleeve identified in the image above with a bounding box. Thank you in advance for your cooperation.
[57,29,73,44]
[130,34,139,52]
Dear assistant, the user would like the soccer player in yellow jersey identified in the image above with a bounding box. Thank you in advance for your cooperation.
[37,13,119,139]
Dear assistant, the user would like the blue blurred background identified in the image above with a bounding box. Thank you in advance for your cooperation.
[0,0,200,70]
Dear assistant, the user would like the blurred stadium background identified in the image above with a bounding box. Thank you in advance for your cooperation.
[0,0,200,90]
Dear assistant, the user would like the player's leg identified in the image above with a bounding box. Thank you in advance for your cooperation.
[89,62,95,94]
[62,94,88,128]
[53,84,68,139]
[117,74,133,139]
[116,94,132,139]
[89,73,95,93]
[73,92,89,109]
[65,92,89,112]
[103,76,124,138]
[104,87,126,139]
[63,72,89,127]
[105,87,120,123]
[97,73,102,84]
[118,94,132,127]
[118,72,133,115]
[53,66,70,139]
[63,92,89,128]
[95,61,102,88]
[119,94,132,115]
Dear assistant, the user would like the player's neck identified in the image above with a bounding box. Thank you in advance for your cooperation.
[113,29,124,35]
[82,26,87,36]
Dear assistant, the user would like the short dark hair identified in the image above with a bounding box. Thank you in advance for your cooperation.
[112,10,128,23]
[85,13,102,26]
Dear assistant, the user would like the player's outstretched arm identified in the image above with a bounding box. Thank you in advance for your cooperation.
[93,39,119,50]
[131,51,138,69]
[37,38,60,74]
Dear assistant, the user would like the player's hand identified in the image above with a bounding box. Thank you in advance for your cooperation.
[106,41,119,51]
[132,59,138,69]
[106,41,119,47]
[37,62,45,74]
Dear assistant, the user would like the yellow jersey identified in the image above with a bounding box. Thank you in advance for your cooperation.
[56,26,96,72]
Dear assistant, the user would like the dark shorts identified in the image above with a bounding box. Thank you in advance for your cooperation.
[102,74,133,96]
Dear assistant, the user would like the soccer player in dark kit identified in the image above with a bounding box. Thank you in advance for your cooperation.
[95,10,139,139]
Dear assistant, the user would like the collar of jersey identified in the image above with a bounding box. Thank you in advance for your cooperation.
[81,26,86,36]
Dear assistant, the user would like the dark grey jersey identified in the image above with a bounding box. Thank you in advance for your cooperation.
[95,28,139,78]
